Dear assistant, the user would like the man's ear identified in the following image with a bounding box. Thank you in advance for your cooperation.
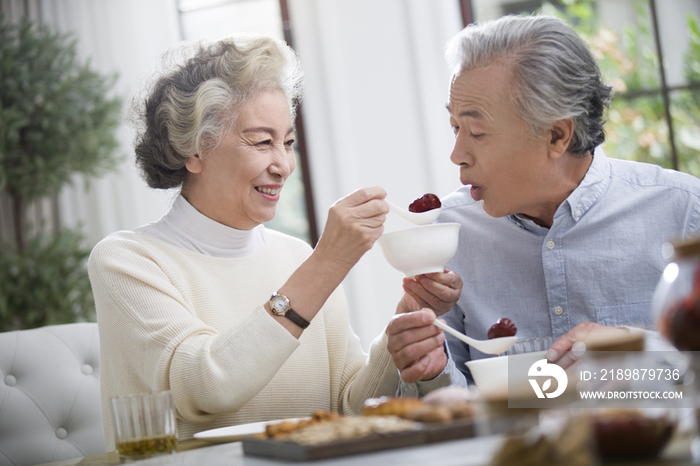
[548,118,574,159]
[185,154,203,174]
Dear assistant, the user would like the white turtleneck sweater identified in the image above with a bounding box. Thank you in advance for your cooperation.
[88,195,400,451]
[133,195,266,258]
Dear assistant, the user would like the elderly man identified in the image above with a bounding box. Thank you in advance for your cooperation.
[390,14,700,384]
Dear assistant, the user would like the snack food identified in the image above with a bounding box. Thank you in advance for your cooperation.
[262,410,340,439]
[408,193,441,213]
[255,411,417,446]
[487,318,517,339]
[403,404,453,423]
[281,416,417,445]
[362,396,425,417]
[363,394,474,423]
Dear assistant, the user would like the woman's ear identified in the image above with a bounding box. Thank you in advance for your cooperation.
[548,118,574,159]
[185,154,203,174]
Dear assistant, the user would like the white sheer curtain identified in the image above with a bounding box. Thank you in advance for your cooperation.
[12,0,465,348]
[41,0,182,246]
[289,0,464,347]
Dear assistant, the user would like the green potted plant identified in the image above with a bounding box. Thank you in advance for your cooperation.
[0,17,122,331]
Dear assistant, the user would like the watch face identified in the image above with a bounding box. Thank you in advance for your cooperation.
[271,296,288,315]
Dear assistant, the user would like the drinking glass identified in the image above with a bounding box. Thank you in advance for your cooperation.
[111,390,178,461]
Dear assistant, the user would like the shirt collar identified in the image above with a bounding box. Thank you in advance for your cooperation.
[560,146,610,223]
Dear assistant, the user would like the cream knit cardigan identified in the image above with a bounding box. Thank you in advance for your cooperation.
[88,229,400,450]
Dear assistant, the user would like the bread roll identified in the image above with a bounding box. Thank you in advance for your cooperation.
[362,396,425,417]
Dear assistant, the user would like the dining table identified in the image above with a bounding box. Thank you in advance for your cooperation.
[35,426,697,466]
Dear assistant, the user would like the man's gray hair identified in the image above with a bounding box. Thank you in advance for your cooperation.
[446,15,612,155]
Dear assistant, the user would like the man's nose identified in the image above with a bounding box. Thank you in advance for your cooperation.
[450,134,472,167]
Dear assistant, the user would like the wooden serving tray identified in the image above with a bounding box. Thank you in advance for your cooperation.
[242,417,481,461]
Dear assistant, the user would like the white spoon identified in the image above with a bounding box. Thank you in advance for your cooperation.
[386,200,441,225]
[432,319,518,355]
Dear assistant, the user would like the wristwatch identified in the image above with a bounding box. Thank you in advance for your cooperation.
[269,292,310,329]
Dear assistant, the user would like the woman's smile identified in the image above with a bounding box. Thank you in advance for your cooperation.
[256,184,282,200]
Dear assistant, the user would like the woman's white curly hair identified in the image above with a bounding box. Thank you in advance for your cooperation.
[129,35,303,189]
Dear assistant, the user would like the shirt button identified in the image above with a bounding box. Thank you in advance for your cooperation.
[574,209,582,218]
[547,240,555,250]
[554,306,564,316]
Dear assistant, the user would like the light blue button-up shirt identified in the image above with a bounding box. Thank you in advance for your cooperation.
[438,149,700,381]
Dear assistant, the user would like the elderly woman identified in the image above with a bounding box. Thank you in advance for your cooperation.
[88,36,464,449]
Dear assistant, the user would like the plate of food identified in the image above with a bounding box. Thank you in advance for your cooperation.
[242,392,484,461]
[194,417,311,443]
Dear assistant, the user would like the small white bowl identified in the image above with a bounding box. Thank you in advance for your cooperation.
[377,223,461,277]
[466,351,548,395]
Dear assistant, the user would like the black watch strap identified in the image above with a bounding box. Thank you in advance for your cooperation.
[283,308,310,329]
[270,293,311,329]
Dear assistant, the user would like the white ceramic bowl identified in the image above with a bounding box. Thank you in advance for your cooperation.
[377,223,461,277]
[466,351,548,395]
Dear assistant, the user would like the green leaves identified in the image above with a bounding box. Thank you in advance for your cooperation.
[0,17,122,205]
[0,17,122,330]
[541,1,700,175]
[0,229,95,331]
[685,15,700,88]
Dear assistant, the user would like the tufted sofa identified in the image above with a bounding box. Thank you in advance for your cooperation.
[0,323,104,466]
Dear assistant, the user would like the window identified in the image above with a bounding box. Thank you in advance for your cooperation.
[464,0,700,177]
